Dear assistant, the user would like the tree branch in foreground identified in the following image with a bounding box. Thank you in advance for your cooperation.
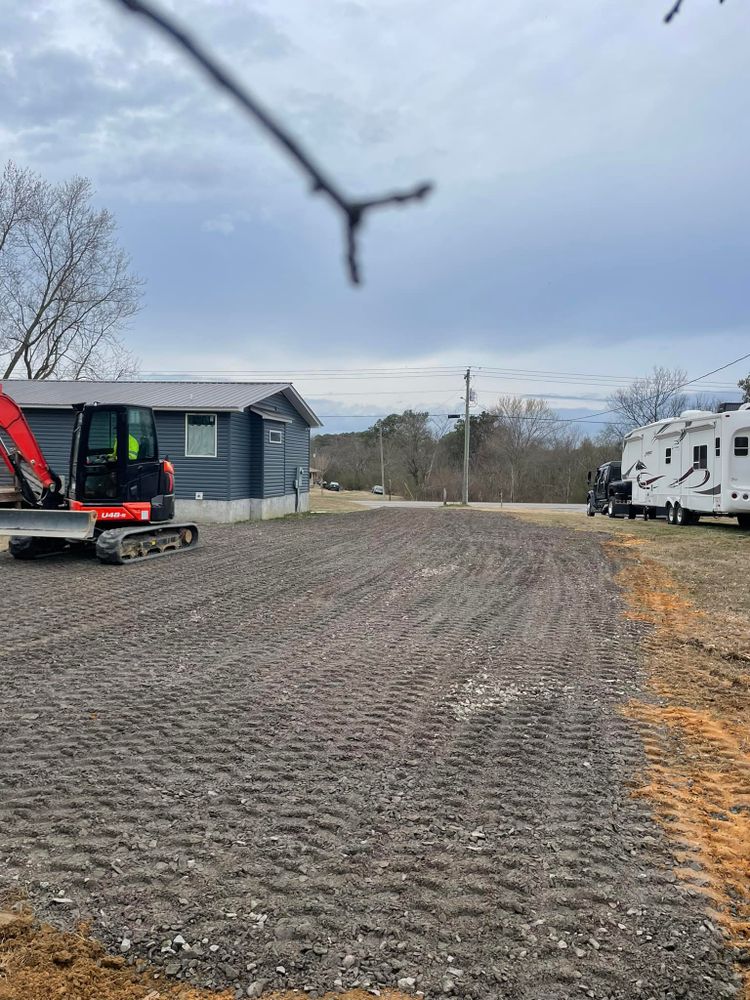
[110,0,433,285]
[664,0,725,24]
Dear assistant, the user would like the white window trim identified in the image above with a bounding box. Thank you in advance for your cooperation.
[268,428,283,444]
[185,412,218,458]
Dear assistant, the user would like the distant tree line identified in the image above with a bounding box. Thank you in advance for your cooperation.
[313,369,737,503]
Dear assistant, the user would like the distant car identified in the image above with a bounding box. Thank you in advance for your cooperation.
[371,485,384,495]
[325,481,341,492]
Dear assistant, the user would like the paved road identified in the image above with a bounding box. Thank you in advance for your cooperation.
[356,500,585,512]
[0,511,736,999]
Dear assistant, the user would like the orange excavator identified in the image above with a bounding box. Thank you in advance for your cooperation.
[0,387,198,563]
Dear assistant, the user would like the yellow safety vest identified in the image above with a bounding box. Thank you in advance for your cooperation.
[110,434,140,461]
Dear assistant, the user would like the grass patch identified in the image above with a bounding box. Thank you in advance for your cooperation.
[309,489,391,514]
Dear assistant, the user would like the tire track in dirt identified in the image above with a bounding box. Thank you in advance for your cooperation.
[0,511,740,999]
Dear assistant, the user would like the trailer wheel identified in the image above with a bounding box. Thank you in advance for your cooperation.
[628,507,637,520]
[738,513,750,530]
[666,504,676,525]
[607,499,618,518]
[675,504,690,526]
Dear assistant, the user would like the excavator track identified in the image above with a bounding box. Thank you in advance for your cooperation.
[95,522,199,564]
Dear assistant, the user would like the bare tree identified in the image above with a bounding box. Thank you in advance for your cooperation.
[490,396,557,502]
[0,161,142,381]
[372,411,438,497]
[607,366,688,433]
[691,391,723,413]
[739,375,750,403]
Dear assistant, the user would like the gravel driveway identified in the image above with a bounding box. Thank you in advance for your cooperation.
[0,510,738,999]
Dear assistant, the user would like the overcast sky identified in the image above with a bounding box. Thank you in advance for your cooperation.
[3,0,749,432]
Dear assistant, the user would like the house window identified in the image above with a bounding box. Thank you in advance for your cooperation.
[185,413,217,457]
[715,436,721,457]
[665,447,671,465]
[735,436,749,457]
[268,428,283,444]
[693,444,707,470]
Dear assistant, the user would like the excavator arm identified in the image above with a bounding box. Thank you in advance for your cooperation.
[0,387,97,542]
[0,387,62,505]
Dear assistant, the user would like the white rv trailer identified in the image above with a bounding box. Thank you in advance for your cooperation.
[620,402,750,527]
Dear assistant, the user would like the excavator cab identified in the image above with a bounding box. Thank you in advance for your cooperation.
[71,404,162,506]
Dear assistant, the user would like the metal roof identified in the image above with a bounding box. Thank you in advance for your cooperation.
[0,379,322,427]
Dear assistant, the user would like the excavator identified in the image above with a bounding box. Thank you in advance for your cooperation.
[0,387,198,563]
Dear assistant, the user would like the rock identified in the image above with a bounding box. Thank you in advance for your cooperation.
[53,950,74,966]
[246,981,266,998]
[101,956,126,969]
[557,940,568,950]
[120,937,132,953]
[164,960,182,976]
[342,954,357,969]
[398,976,416,989]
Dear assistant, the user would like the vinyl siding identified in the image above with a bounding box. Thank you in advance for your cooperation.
[24,409,77,485]
[263,420,286,497]
[228,411,252,501]
[0,409,74,491]
[155,411,230,501]
[260,393,310,499]
[248,413,264,498]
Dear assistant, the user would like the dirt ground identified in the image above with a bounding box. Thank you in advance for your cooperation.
[0,510,743,999]
[509,509,750,994]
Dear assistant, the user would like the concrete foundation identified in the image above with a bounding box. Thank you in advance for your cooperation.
[176,492,309,525]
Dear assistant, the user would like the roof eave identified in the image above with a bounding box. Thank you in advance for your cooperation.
[279,385,323,427]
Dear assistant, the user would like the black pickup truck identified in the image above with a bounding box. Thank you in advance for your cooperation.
[586,461,637,519]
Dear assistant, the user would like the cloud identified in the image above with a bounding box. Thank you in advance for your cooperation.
[2,0,749,414]
[202,215,236,235]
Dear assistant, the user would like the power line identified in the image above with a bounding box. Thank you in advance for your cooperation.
[314,412,616,425]
[567,350,750,423]
[138,363,741,389]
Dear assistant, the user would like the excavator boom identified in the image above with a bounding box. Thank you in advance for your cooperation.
[0,387,61,499]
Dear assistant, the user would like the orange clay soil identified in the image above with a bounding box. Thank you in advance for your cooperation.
[0,910,411,1000]
[605,536,750,996]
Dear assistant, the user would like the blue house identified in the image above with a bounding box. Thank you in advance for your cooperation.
[0,380,322,523]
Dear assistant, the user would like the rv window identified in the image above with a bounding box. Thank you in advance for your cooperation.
[693,444,707,470]
[715,437,721,457]
[735,436,749,457]
[665,447,671,465]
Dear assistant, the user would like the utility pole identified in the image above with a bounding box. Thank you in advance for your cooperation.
[379,425,386,499]
[462,367,471,505]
